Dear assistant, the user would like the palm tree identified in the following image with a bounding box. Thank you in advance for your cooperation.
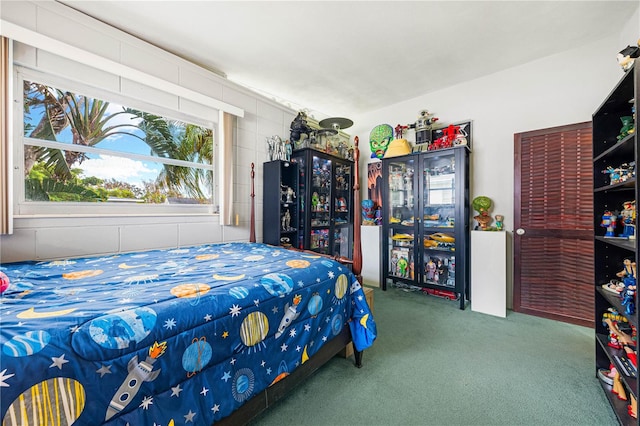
[24,82,141,180]
[128,109,214,201]
[24,83,215,203]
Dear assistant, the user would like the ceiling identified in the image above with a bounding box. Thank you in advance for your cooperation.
[59,1,638,119]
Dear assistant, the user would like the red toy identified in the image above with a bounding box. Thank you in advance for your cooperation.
[423,288,459,301]
[0,271,9,294]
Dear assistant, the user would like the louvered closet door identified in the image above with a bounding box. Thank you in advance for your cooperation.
[514,122,593,327]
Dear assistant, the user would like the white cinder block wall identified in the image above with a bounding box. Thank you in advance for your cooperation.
[0,0,297,262]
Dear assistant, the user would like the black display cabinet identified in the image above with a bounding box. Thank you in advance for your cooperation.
[290,148,354,257]
[593,60,639,425]
[263,160,299,248]
[381,147,470,309]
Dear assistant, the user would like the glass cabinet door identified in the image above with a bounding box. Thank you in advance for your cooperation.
[422,153,456,288]
[310,155,332,254]
[333,162,352,257]
[296,156,306,249]
[386,158,416,281]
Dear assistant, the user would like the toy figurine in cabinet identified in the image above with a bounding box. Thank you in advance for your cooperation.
[621,200,636,239]
[281,185,296,203]
[618,116,635,141]
[601,210,617,237]
[617,258,636,288]
[621,284,636,315]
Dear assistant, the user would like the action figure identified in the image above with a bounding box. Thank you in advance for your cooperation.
[621,200,636,239]
[601,210,617,237]
[281,210,291,231]
[494,215,504,231]
[617,258,636,288]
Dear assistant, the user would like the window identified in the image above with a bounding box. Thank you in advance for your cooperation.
[15,68,217,215]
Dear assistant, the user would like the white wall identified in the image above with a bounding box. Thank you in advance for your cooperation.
[351,8,639,304]
[0,0,297,262]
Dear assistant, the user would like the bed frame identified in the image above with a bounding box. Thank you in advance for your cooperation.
[221,137,364,425]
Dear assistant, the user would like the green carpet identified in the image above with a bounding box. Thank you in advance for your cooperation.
[248,286,618,425]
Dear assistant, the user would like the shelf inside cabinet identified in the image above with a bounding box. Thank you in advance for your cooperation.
[597,378,637,426]
[595,236,637,253]
[593,133,635,163]
[594,178,636,193]
[596,333,637,396]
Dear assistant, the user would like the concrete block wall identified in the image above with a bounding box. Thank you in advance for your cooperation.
[0,0,296,262]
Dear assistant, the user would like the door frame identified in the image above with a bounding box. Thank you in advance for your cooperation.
[513,121,593,327]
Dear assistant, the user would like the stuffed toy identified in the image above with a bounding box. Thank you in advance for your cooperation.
[0,271,9,294]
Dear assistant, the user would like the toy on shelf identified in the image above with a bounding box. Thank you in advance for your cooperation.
[622,284,636,315]
[601,210,618,237]
[281,185,296,203]
[617,40,640,71]
[267,135,291,161]
[290,111,314,149]
[617,258,636,287]
[335,197,347,212]
[621,200,636,239]
[494,214,504,231]
[409,110,439,146]
[618,116,636,141]
[602,279,625,295]
[602,162,636,186]
[472,196,493,230]
[422,288,459,301]
[383,125,412,158]
[429,123,468,151]
[361,199,382,226]
[281,209,293,231]
[603,308,631,349]
[369,124,393,159]
[613,370,628,401]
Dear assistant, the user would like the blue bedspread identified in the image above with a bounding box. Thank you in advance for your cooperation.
[0,242,375,425]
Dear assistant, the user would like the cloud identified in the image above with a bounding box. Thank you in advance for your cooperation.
[79,155,159,185]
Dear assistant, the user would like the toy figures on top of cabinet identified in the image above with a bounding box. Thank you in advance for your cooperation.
[290,111,314,149]
[617,40,640,71]
[267,135,292,161]
[410,110,439,146]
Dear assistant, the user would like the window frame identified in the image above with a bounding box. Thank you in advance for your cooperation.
[14,66,219,217]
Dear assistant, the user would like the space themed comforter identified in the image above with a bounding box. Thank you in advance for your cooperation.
[0,242,376,425]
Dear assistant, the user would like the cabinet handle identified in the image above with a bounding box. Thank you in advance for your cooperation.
[516,228,525,235]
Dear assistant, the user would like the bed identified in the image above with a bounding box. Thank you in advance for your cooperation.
[0,140,375,425]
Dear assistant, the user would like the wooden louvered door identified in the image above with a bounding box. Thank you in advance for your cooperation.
[514,122,593,327]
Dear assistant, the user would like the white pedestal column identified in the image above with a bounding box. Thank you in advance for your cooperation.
[361,225,381,287]
[471,230,507,317]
